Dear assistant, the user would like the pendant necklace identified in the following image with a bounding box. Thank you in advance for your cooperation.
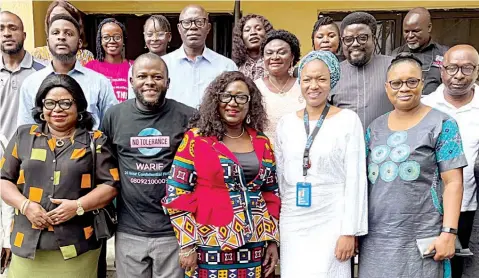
[269,76,291,95]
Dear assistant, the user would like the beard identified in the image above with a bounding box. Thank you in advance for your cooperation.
[407,42,421,50]
[1,41,24,55]
[347,47,371,67]
[134,87,167,109]
[49,44,77,63]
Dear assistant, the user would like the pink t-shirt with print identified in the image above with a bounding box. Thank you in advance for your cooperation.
[85,60,131,102]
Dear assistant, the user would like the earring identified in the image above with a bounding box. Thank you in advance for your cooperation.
[40,113,45,121]
[246,114,251,124]
[78,113,83,121]
[144,45,147,49]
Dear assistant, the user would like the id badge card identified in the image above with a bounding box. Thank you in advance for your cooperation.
[296,182,312,207]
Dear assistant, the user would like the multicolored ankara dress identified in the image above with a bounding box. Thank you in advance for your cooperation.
[359,108,468,278]
[162,128,280,278]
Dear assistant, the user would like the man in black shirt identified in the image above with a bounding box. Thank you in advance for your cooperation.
[101,53,195,278]
[392,7,449,95]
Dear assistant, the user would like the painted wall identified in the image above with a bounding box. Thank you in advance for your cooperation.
[26,0,479,54]
[0,0,35,51]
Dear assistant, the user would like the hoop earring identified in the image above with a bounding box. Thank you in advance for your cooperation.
[246,114,251,125]
[78,113,83,122]
[144,45,147,49]
[40,113,45,121]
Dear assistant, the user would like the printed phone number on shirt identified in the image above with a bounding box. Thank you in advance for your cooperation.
[129,178,167,185]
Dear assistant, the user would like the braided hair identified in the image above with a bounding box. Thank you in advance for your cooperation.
[95,18,127,62]
[144,14,171,32]
[311,16,340,47]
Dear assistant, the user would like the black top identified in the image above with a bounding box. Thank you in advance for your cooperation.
[392,41,449,95]
[233,151,260,183]
[101,99,195,237]
[0,124,119,259]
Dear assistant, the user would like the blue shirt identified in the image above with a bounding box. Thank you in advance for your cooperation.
[17,61,118,129]
[128,46,237,108]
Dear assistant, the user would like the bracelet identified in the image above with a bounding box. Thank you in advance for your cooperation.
[179,246,197,258]
[20,199,31,215]
[442,227,458,235]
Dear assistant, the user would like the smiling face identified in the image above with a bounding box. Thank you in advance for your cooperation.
[300,59,331,108]
[43,87,78,132]
[263,39,293,76]
[242,18,266,52]
[47,19,80,62]
[218,80,250,127]
[0,12,26,55]
[131,57,169,108]
[386,61,424,111]
[342,23,374,67]
[178,6,211,50]
[313,24,340,53]
[101,22,123,58]
[143,19,171,55]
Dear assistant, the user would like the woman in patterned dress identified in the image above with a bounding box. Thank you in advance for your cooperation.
[359,53,467,278]
[232,14,273,81]
[162,71,280,278]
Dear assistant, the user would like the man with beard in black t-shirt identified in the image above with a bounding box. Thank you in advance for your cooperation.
[101,53,195,278]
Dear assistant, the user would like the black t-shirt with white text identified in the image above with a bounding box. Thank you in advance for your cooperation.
[101,99,195,237]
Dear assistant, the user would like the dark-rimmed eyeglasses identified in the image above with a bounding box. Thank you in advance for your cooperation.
[388,78,421,90]
[43,99,75,110]
[101,34,122,43]
[217,93,250,104]
[443,64,478,76]
[341,34,369,47]
[179,18,207,29]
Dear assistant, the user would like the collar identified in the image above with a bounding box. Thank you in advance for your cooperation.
[0,51,34,71]
[176,44,213,62]
[33,124,89,146]
[46,60,86,75]
[431,83,479,109]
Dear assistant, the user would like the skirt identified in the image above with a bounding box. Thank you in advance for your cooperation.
[187,242,265,278]
[8,247,101,278]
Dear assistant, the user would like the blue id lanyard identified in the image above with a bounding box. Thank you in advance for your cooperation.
[296,104,330,207]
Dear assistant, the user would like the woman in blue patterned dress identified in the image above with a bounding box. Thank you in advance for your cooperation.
[359,53,468,278]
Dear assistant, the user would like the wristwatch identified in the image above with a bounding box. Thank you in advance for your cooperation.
[76,200,85,216]
[441,227,458,235]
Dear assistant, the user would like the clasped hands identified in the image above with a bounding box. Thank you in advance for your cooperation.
[23,198,78,229]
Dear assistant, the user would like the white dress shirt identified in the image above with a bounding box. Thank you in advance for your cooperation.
[422,84,479,211]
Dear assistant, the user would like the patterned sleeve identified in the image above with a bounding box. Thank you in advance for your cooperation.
[162,130,198,248]
[0,130,21,187]
[80,49,95,66]
[92,131,120,188]
[365,127,371,157]
[435,118,468,172]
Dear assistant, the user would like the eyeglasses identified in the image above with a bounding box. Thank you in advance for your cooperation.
[443,64,478,76]
[388,78,421,90]
[218,93,250,104]
[341,34,369,47]
[101,34,123,43]
[143,31,170,40]
[179,18,207,29]
[43,99,75,110]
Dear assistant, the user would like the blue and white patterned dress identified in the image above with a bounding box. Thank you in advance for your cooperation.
[359,108,468,278]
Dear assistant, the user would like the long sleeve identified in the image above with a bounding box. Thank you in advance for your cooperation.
[17,80,35,127]
[1,200,13,248]
[162,130,198,249]
[98,78,118,126]
[341,114,368,236]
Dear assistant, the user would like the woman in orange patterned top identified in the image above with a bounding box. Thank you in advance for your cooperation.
[0,74,118,278]
[162,71,280,278]
[31,1,94,66]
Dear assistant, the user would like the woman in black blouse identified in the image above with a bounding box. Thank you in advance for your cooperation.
[0,74,119,278]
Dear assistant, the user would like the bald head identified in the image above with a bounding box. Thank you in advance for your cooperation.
[403,7,432,50]
[180,4,208,20]
[441,44,479,97]
[132,53,169,77]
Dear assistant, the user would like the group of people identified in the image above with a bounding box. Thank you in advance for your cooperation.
[0,1,478,278]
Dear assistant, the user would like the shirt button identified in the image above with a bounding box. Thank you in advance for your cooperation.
[50,177,54,181]
[53,159,56,163]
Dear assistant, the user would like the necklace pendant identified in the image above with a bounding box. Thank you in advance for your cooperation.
[55,139,65,148]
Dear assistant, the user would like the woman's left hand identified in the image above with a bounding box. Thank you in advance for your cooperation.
[263,242,279,277]
[335,235,355,262]
[47,199,78,225]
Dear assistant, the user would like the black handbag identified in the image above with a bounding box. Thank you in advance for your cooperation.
[89,133,118,241]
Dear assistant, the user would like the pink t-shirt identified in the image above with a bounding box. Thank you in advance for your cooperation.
[85,60,131,102]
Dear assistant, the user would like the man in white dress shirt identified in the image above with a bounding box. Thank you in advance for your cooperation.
[422,44,479,278]
[161,4,237,108]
